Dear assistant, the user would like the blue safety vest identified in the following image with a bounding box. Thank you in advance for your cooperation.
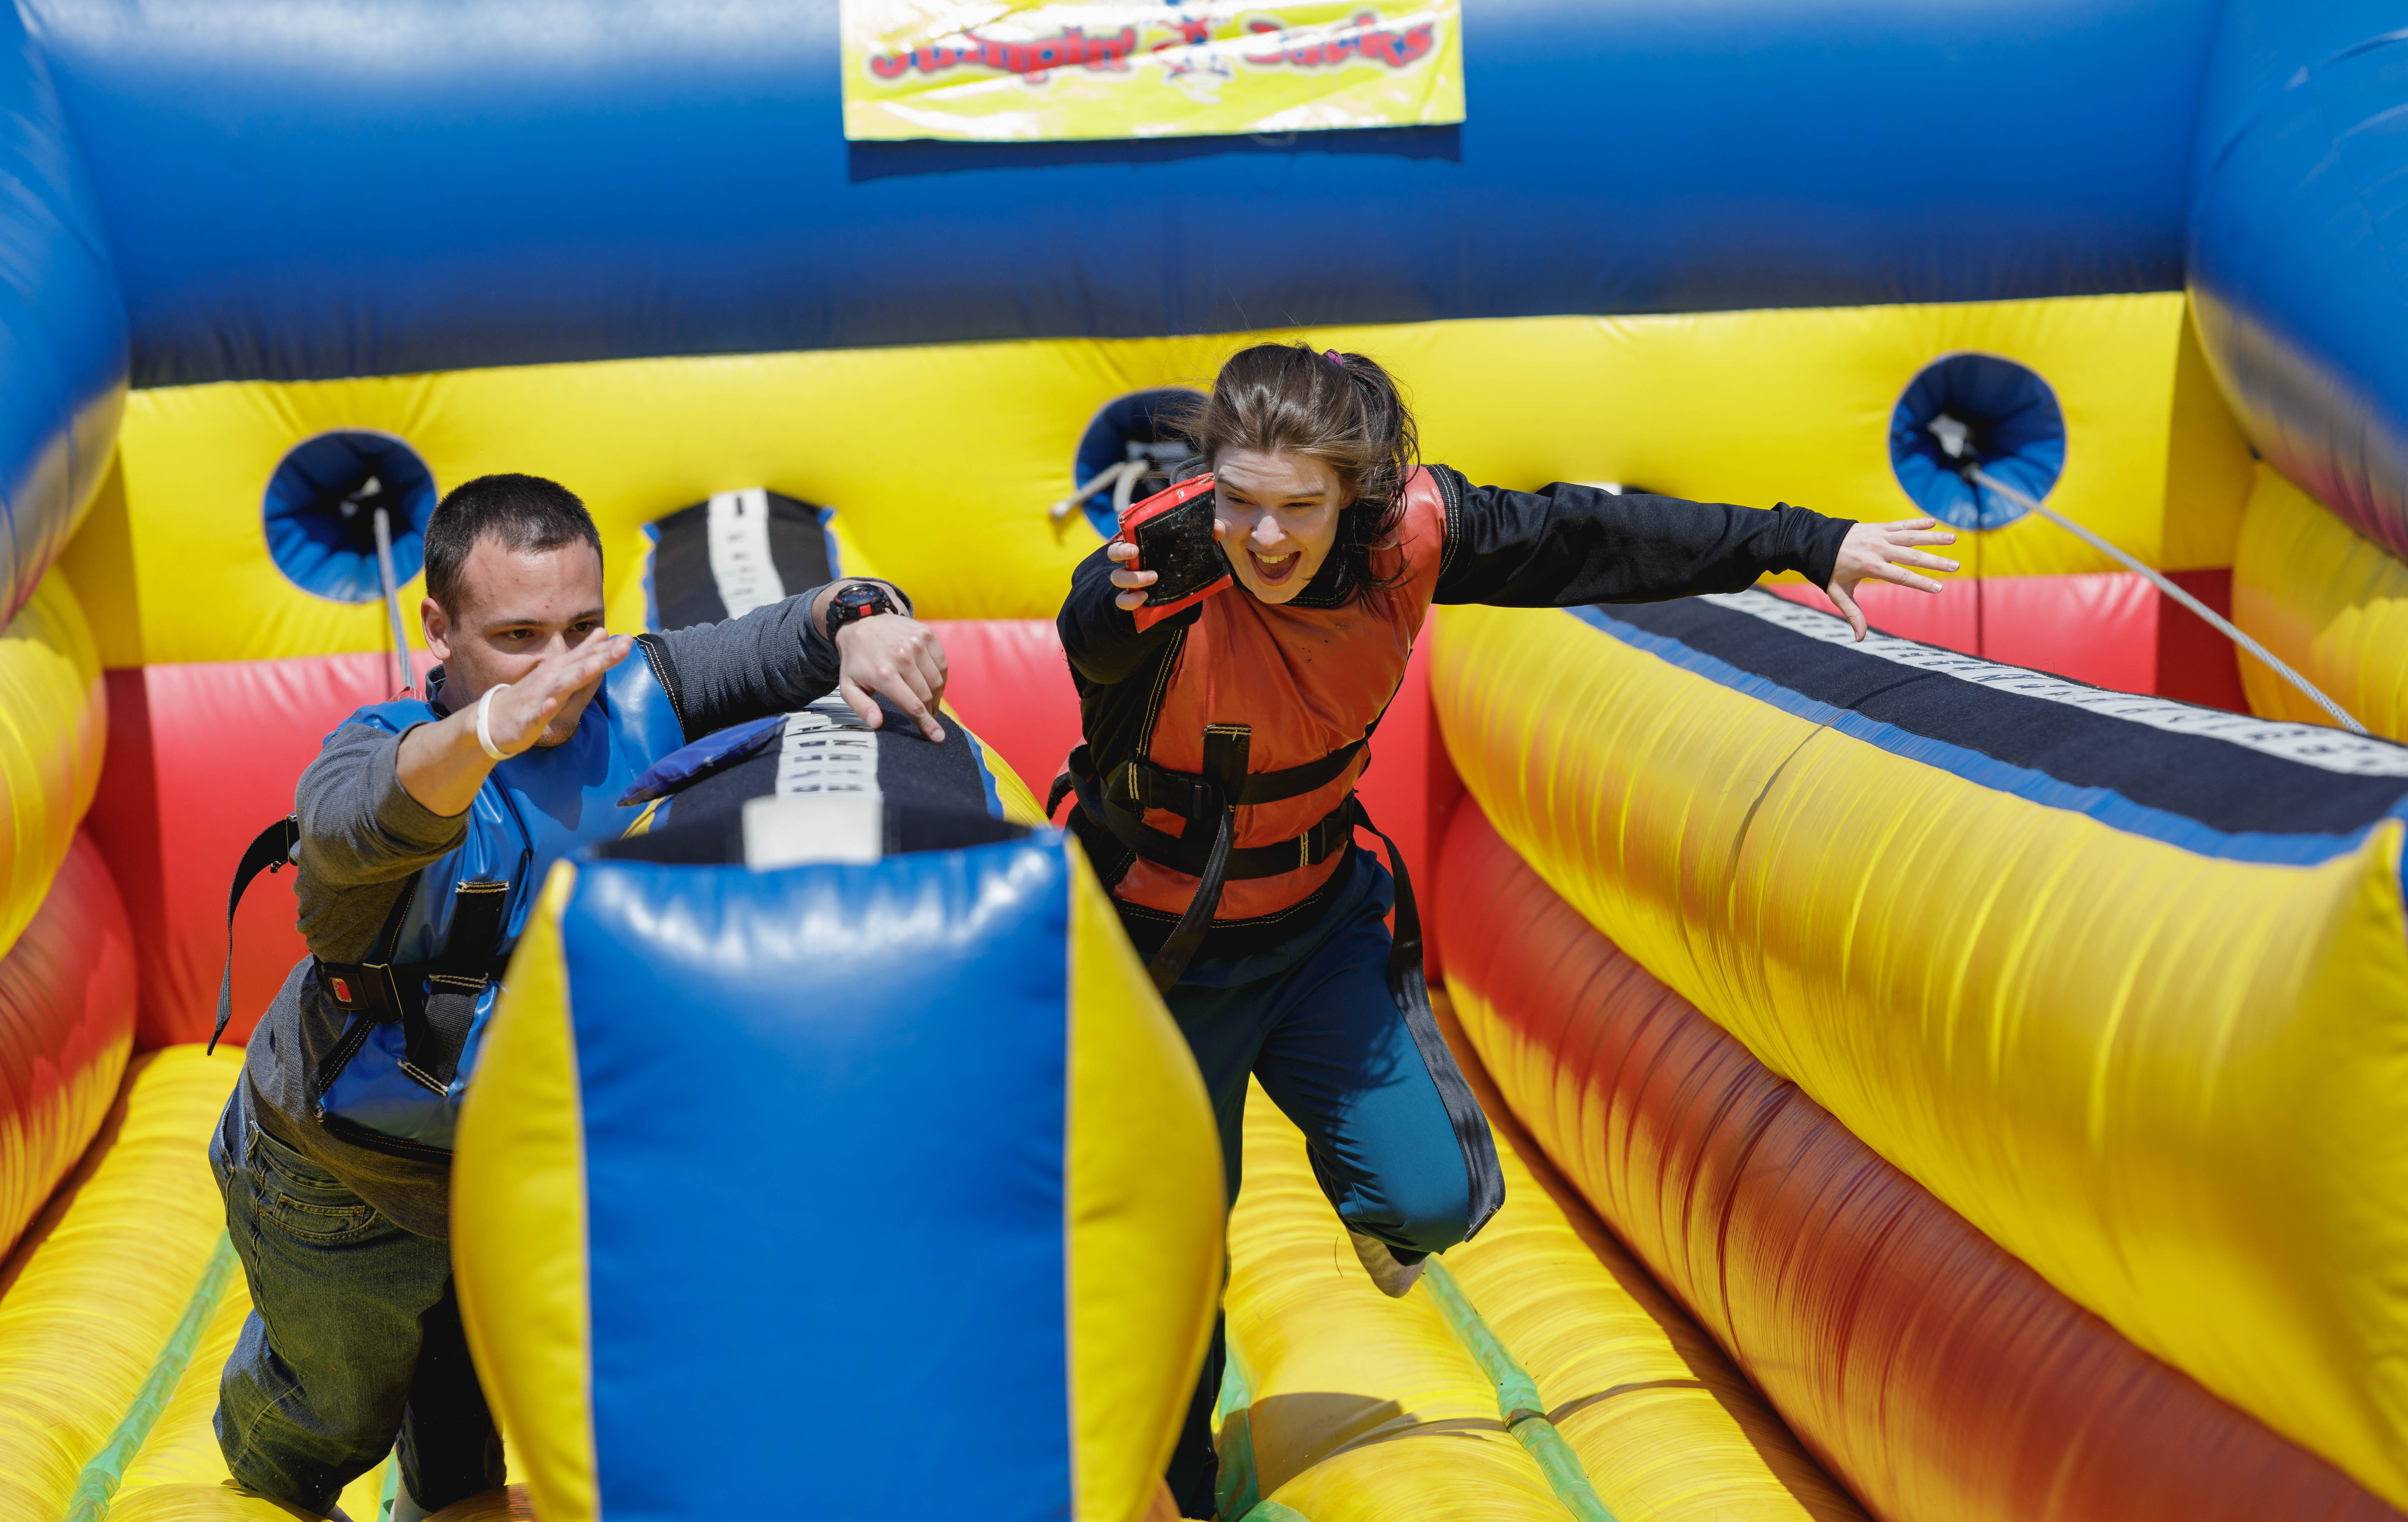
[307,653,688,1151]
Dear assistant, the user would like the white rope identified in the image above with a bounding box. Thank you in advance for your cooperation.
[371,502,413,697]
[1967,466,2368,735]
[1046,459,1146,524]
[1112,454,1147,520]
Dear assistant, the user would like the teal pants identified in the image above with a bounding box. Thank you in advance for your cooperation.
[1158,848,1480,1516]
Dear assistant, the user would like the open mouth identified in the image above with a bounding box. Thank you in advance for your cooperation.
[1249,548,1300,586]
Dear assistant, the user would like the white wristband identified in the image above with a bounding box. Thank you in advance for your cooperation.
[475,683,512,762]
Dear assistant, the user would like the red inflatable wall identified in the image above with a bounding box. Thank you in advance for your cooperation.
[0,832,137,1260]
[1433,799,2396,1522]
[86,624,1459,1048]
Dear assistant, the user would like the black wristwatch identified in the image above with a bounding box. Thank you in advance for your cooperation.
[826,581,899,634]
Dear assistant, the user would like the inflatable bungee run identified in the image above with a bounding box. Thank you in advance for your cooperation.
[3,1,2408,1518]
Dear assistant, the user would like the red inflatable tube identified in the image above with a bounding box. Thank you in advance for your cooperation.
[926,618,1086,810]
[0,832,137,1261]
[1434,798,2398,1522]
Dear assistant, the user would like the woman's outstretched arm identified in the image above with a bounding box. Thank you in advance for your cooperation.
[1429,465,1955,638]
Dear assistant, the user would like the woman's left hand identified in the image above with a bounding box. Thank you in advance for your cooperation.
[1824,517,1960,641]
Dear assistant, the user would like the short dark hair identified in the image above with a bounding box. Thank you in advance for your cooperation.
[423,473,603,615]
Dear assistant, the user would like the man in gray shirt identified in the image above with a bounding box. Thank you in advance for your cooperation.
[210,473,947,1520]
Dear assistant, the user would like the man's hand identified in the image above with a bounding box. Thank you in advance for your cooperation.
[396,634,633,817]
[481,634,635,756]
[1824,517,1960,641]
[836,615,949,742]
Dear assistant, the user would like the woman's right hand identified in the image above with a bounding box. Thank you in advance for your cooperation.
[1108,539,1158,611]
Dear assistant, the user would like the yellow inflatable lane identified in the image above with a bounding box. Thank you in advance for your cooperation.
[1225,1053,1865,1522]
[71,291,2236,659]
[106,1274,402,1522]
[1428,1010,1866,1522]
[0,1046,243,1521]
[2232,462,2408,740]
[1433,593,2408,1508]
[0,565,103,960]
[1220,1081,1562,1521]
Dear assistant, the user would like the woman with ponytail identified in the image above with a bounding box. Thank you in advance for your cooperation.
[1055,342,1954,1514]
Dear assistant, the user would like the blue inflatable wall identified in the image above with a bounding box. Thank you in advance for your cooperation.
[2190,0,2408,562]
[0,5,121,622]
[24,0,2213,386]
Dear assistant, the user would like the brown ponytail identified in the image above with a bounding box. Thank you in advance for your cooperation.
[1180,342,1420,604]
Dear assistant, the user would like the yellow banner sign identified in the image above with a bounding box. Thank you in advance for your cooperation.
[840,2,1464,142]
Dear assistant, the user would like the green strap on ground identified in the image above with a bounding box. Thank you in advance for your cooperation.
[62,1231,241,1522]
[1421,1258,1619,1522]
[1213,1337,1266,1520]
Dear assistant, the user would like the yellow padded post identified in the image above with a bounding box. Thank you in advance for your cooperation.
[452,863,597,1522]
[1065,844,1224,1522]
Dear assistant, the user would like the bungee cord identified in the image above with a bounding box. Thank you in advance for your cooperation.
[1968,465,2367,735]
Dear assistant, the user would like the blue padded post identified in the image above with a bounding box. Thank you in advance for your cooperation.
[560,839,1072,1516]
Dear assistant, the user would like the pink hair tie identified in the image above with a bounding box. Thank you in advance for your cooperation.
[1324,348,1344,366]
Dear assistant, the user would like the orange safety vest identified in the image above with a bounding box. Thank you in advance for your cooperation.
[1060,466,1449,979]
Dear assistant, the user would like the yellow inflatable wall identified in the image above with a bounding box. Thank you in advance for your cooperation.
[0,566,105,959]
[64,294,2242,657]
[1433,595,2408,1508]
[2232,462,2408,740]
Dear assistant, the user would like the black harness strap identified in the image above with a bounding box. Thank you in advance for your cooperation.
[1141,725,1252,992]
[218,812,512,1099]
[1049,730,1367,822]
[212,815,302,1054]
[1059,743,1357,881]
[312,875,511,1097]
[1112,737,1365,816]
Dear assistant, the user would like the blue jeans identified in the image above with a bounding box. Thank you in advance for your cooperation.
[209,1093,503,1517]
[1158,849,1479,1513]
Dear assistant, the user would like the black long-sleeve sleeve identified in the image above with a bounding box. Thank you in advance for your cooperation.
[1430,465,1854,607]
[1057,465,1852,684]
[1059,543,1195,686]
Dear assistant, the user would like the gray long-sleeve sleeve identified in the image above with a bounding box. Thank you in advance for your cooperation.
[290,724,467,959]
[653,580,893,739]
